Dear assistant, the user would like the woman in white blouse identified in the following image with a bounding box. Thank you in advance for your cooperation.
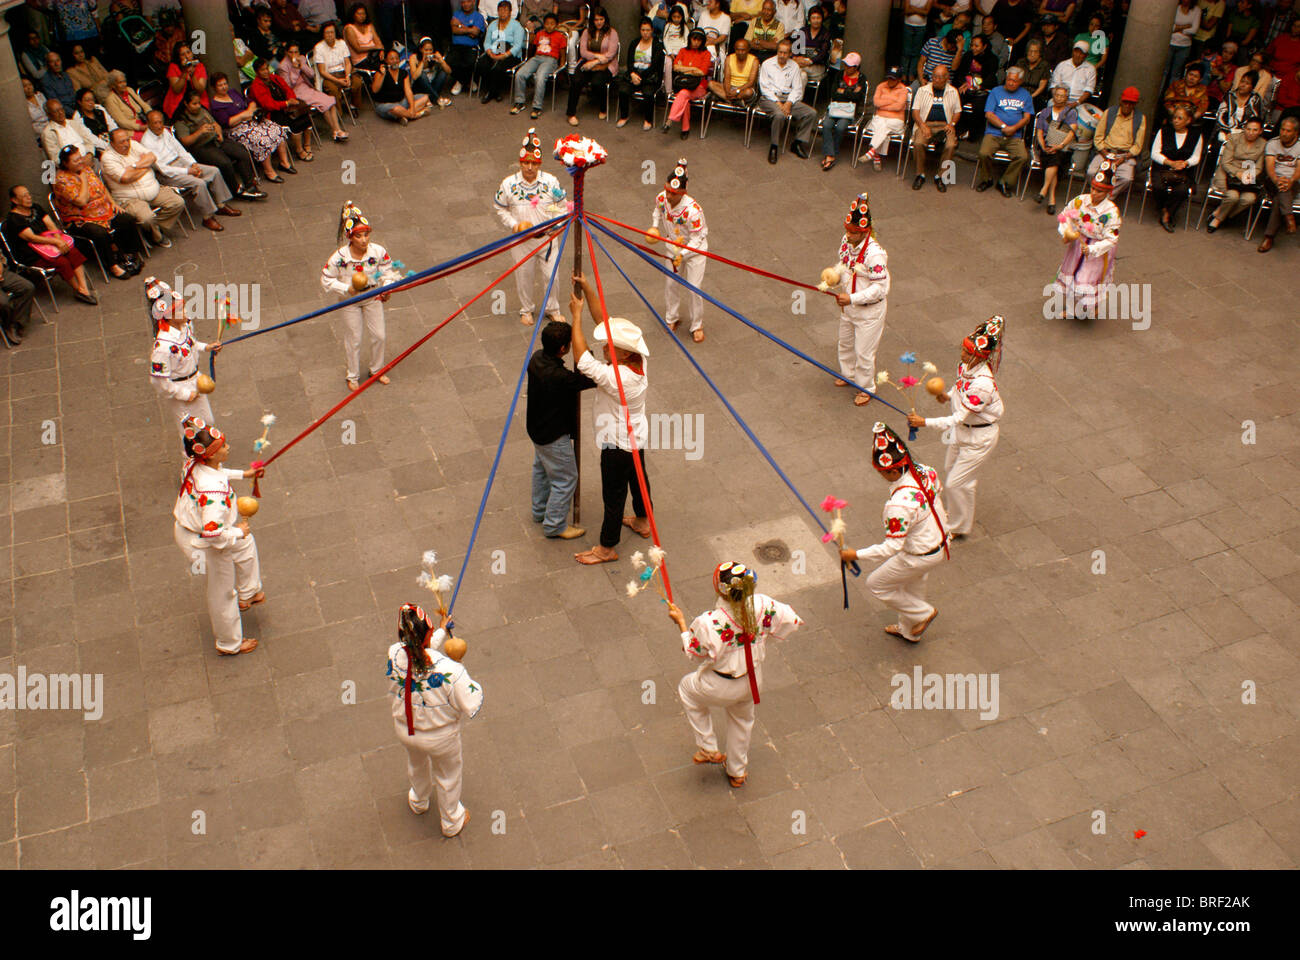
[1150,105,1203,232]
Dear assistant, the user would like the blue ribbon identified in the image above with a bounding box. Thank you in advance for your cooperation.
[208,211,571,379]
[585,220,860,579]
[447,218,573,616]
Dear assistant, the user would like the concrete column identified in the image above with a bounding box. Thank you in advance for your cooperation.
[843,0,891,84]
[1106,0,1179,111]
[180,0,239,82]
[0,17,46,208]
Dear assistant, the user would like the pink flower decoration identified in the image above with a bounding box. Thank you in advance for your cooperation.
[820,531,836,543]
[820,495,848,512]
[899,376,920,387]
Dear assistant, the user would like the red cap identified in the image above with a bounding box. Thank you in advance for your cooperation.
[1120,86,1140,102]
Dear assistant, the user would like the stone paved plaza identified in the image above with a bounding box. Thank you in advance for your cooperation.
[3,94,1299,870]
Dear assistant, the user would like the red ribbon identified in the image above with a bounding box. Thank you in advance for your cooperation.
[403,666,415,736]
[739,633,760,705]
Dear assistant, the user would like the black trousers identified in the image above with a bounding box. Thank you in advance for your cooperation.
[599,447,651,549]
[566,67,613,118]
[191,138,256,194]
[68,213,143,265]
[0,268,36,333]
[1154,165,1196,218]
[480,54,520,99]
[615,74,658,122]
[447,45,478,87]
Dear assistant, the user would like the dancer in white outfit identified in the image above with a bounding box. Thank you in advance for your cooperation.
[147,277,220,437]
[831,192,889,407]
[650,158,709,342]
[321,201,400,390]
[493,128,567,325]
[668,561,802,787]
[171,416,266,656]
[841,423,950,642]
[908,316,1005,539]
[387,603,483,837]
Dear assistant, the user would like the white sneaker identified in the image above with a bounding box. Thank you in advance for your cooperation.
[408,789,429,815]
[451,82,463,95]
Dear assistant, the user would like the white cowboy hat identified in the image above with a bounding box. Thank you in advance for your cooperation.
[592,317,649,358]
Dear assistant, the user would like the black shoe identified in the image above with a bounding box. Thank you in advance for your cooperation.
[934,176,946,193]
[1034,192,1045,205]
[768,145,778,164]
[1161,217,1175,233]
[73,290,98,305]
[4,325,22,344]
[791,140,810,159]
[975,179,994,192]
[912,174,925,190]
[1046,203,1056,214]
[1206,219,1220,234]
[998,183,1013,198]
[662,119,671,132]
[680,128,689,140]
[530,109,541,120]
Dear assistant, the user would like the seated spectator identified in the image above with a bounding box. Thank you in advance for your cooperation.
[316,21,365,113]
[148,23,187,84]
[565,7,619,125]
[1150,105,1203,231]
[480,2,527,104]
[664,28,712,138]
[448,0,487,96]
[270,0,322,52]
[918,29,960,83]
[938,11,975,61]
[1207,117,1267,231]
[248,6,289,63]
[1073,14,1109,72]
[1266,16,1300,81]
[370,47,433,123]
[774,0,805,34]
[662,4,690,58]
[4,184,96,305]
[410,37,454,110]
[1257,115,1299,251]
[1277,63,1300,124]
[708,35,759,107]
[41,98,101,162]
[20,31,51,83]
[978,12,1010,70]
[697,0,732,61]
[513,13,567,117]
[859,66,909,170]
[1217,70,1266,137]
[756,37,817,163]
[72,87,116,149]
[250,58,316,160]
[819,51,866,170]
[976,65,1035,195]
[1031,13,1071,67]
[103,70,153,139]
[65,44,110,100]
[1032,83,1079,213]
[1086,85,1146,201]
[99,128,186,248]
[791,5,832,83]
[205,76,290,186]
[141,110,241,232]
[1205,41,1238,103]
[729,0,764,47]
[23,78,48,141]
[1050,41,1096,108]
[280,43,349,141]
[344,2,386,72]
[164,44,209,120]
[615,17,665,129]
[52,145,144,280]
[910,64,962,191]
[747,1,786,61]
[953,35,1001,139]
[1016,39,1051,109]
[41,52,78,113]
[1234,52,1273,100]
[1163,64,1210,120]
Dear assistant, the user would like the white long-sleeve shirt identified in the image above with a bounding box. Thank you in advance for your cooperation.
[1151,127,1203,168]
[923,360,1003,431]
[834,233,889,309]
[855,464,948,563]
[758,56,805,103]
[577,349,648,451]
[651,191,708,259]
[150,318,210,399]
[321,241,398,298]
[1058,193,1120,258]
[387,634,484,733]
[493,170,567,231]
[174,461,248,548]
[680,593,803,676]
[141,126,198,179]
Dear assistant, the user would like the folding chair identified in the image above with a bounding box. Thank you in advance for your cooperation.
[850,85,908,170]
[1137,166,1196,230]
[1247,190,1299,239]
[971,122,1033,191]
[0,232,57,319]
[49,192,110,283]
[700,90,756,139]
[1195,155,1260,236]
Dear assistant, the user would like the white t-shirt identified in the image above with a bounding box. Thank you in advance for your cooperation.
[1266,136,1300,179]
[1170,5,1201,47]
[314,39,350,76]
[905,0,930,27]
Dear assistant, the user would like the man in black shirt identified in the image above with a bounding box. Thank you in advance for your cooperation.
[527,320,595,539]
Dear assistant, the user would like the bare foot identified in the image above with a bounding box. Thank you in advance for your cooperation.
[377,374,391,385]
[833,378,850,387]
[853,392,873,406]
[911,609,938,638]
[575,546,618,565]
[237,591,266,611]
[693,749,726,764]
[217,638,259,655]
[883,624,920,644]
[692,329,704,343]
[520,312,534,325]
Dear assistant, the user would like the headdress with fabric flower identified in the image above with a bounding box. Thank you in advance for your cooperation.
[395,601,437,735]
[870,422,951,558]
[520,127,543,162]
[845,191,872,231]
[666,157,688,191]
[181,415,225,460]
[964,315,1004,372]
[337,200,370,243]
[713,560,759,649]
[145,276,184,332]
[1090,160,1114,192]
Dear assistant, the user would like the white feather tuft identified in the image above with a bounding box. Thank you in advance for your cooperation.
[436,574,454,593]
[647,546,666,566]
[416,571,432,589]
[630,551,645,569]
[261,414,277,427]
[625,581,641,598]
[422,550,438,568]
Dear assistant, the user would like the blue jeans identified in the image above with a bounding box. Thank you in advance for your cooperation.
[514,56,560,109]
[821,115,853,158]
[1164,44,1192,90]
[532,435,578,535]
[902,24,926,79]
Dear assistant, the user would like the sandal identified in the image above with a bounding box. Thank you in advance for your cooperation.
[853,392,873,406]
[884,624,920,644]
[692,329,704,343]
[616,117,628,127]
[265,174,285,183]
[217,638,259,655]
[574,548,618,565]
[237,591,266,612]
[333,130,349,141]
[530,109,541,119]
[377,374,391,385]
[911,610,938,637]
[821,156,836,171]
[693,749,726,765]
[622,516,651,538]
[727,772,747,788]
[347,377,360,390]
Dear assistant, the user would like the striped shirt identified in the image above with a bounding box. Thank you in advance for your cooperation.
[919,36,955,81]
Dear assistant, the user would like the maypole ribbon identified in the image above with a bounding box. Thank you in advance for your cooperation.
[447,218,574,615]
[257,228,564,473]
[586,218,909,416]
[207,211,570,379]
[586,226,860,581]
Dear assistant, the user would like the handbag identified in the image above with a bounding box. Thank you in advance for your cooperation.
[672,71,703,93]
[828,99,856,119]
[29,231,75,260]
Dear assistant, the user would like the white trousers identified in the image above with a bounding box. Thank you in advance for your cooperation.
[665,254,706,332]
[395,720,467,836]
[678,665,760,778]
[837,304,886,388]
[867,549,945,634]
[512,240,561,318]
[173,522,262,653]
[868,116,906,155]
[339,300,385,380]
[943,424,1000,535]
[163,383,213,438]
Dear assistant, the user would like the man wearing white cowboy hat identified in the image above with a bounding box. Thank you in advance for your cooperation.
[568,273,653,565]
[147,276,221,437]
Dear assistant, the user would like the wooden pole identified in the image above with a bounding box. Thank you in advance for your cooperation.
[571,171,585,526]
